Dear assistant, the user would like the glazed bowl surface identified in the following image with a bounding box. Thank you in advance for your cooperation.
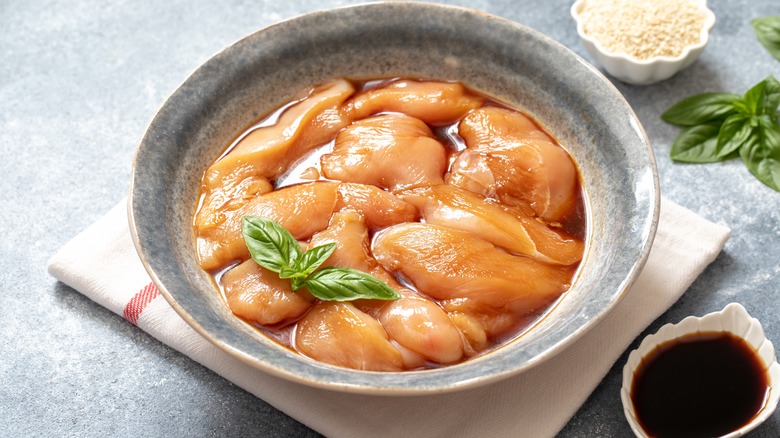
[129,2,659,394]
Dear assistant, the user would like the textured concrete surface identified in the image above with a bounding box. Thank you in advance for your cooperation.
[2,0,778,436]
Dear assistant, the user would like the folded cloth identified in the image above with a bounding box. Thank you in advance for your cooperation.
[48,197,730,438]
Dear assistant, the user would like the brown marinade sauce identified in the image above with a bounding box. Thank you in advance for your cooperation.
[201,77,588,370]
[631,331,769,438]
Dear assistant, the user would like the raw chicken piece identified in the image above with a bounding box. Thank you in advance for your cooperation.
[306,210,394,317]
[196,79,354,229]
[335,183,418,230]
[295,301,405,371]
[196,182,339,270]
[441,298,520,338]
[308,210,378,273]
[346,79,484,125]
[195,176,273,231]
[378,291,465,364]
[309,210,465,365]
[449,107,579,222]
[397,185,583,265]
[447,311,489,354]
[373,223,573,315]
[205,79,354,186]
[321,114,447,191]
[221,259,314,326]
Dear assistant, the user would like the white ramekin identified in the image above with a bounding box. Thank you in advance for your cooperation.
[621,303,780,437]
[571,0,716,85]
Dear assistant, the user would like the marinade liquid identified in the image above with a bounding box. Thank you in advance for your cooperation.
[631,331,769,438]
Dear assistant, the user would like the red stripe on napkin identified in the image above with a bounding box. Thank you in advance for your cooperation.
[123,282,160,325]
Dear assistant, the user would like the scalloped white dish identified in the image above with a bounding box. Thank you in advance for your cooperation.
[571,0,716,85]
[621,303,780,437]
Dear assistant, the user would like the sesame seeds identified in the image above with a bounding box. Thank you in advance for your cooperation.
[579,0,707,60]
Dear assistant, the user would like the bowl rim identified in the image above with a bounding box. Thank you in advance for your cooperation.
[128,1,660,395]
[570,0,716,66]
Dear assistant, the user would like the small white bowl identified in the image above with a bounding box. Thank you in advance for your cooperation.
[621,303,780,437]
[571,0,716,85]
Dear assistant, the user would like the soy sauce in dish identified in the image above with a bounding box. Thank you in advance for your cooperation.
[631,331,769,438]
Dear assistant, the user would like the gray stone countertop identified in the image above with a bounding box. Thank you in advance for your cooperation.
[2,0,778,436]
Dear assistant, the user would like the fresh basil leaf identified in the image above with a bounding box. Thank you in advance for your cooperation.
[764,75,780,115]
[277,243,336,291]
[240,218,402,298]
[716,114,754,157]
[242,216,303,273]
[758,115,780,137]
[740,120,780,191]
[661,93,740,126]
[669,123,723,163]
[288,274,307,292]
[752,16,780,61]
[283,242,337,291]
[743,80,767,115]
[304,267,401,301]
[743,76,780,116]
[732,98,749,115]
[661,75,780,192]
[279,265,303,279]
[297,242,336,275]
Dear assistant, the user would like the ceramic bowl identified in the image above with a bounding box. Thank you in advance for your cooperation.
[621,303,780,437]
[129,2,659,394]
[571,0,716,85]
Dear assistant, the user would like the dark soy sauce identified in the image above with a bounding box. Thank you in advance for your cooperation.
[631,331,769,438]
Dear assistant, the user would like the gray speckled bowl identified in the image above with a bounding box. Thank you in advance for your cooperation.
[129,2,659,394]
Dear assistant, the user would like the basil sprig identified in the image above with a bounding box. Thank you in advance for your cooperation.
[752,16,780,61]
[241,216,400,301]
[662,76,780,192]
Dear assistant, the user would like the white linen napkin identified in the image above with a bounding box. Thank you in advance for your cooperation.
[48,197,730,438]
